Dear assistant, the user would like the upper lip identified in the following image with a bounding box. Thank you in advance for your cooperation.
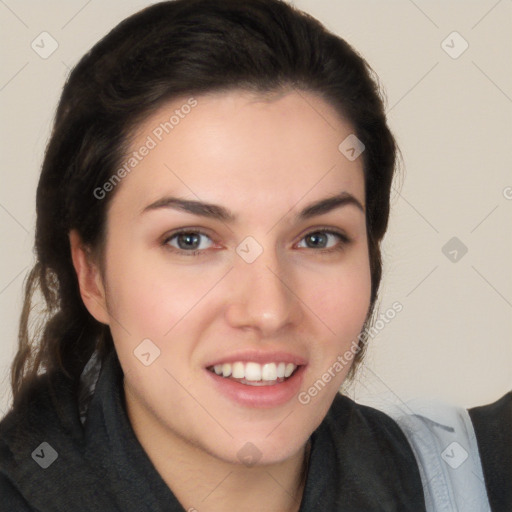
[205,350,308,368]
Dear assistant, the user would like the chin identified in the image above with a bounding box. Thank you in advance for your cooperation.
[197,423,310,468]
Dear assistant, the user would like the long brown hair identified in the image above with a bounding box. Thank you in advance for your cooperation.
[10,0,398,409]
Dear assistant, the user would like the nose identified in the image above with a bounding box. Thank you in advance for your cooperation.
[224,248,303,336]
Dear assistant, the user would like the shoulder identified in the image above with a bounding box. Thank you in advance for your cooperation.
[0,370,83,510]
[331,391,409,431]
[328,393,427,477]
[0,470,33,511]
[358,392,511,512]
[0,406,37,511]
[468,390,511,440]
[468,392,512,512]
[317,394,427,510]
[0,371,71,449]
[329,392,420,448]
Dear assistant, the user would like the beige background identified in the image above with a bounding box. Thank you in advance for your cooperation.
[0,0,511,417]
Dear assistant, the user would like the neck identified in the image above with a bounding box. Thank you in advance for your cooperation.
[160,438,308,512]
[124,384,309,512]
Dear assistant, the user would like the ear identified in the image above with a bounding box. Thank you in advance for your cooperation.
[69,229,110,325]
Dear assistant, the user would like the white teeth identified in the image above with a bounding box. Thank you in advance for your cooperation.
[284,363,295,378]
[245,362,262,381]
[261,363,277,381]
[210,361,298,382]
[222,363,232,377]
[232,362,245,379]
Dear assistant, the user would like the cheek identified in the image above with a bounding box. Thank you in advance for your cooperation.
[298,249,372,394]
[103,246,219,339]
[308,256,372,338]
[323,273,370,321]
[297,257,371,411]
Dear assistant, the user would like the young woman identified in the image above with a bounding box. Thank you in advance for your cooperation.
[0,1,510,511]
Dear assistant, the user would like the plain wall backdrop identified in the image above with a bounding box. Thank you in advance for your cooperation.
[0,0,511,417]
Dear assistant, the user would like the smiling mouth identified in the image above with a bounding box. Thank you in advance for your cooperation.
[207,361,299,386]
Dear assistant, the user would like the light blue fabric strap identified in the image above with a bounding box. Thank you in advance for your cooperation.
[378,399,492,512]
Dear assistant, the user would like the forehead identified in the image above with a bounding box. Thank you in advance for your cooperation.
[111,89,365,221]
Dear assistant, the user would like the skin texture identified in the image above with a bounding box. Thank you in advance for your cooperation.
[70,89,372,512]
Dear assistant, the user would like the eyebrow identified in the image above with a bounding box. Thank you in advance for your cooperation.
[141,191,364,222]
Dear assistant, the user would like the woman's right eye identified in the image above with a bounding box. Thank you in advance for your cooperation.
[162,230,215,256]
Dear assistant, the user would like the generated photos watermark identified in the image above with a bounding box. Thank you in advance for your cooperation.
[298,301,403,405]
[93,97,198,200]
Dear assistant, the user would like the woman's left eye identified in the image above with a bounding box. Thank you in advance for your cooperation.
[296,230,349,252]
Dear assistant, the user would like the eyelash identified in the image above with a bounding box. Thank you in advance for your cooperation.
[161,227,351,257]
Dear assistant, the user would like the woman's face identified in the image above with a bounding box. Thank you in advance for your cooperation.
[85,89,371,465]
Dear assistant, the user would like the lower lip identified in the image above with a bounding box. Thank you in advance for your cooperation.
[205,365,306,408]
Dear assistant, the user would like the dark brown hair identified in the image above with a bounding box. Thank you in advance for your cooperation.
[10,0,397,407]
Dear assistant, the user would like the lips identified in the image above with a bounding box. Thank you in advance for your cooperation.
[204,350,307,407]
